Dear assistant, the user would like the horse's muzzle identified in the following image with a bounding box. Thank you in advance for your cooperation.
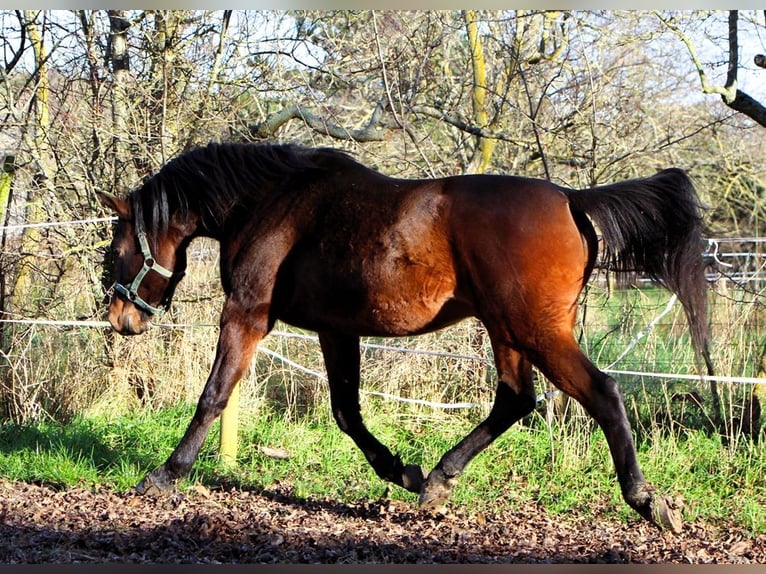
[107,297,150,336]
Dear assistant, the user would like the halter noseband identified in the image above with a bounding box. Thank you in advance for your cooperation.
[114,217,185,317]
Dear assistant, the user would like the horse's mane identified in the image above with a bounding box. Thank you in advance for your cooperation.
[130,142,356,236]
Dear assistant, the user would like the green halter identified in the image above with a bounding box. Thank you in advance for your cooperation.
[113,218,184,316]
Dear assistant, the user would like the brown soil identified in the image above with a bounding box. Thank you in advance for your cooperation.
[0,479,763,563]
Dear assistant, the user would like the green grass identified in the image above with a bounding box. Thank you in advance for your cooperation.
[1,402,764,535]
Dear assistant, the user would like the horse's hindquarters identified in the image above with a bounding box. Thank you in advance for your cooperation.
[449,180,589,347]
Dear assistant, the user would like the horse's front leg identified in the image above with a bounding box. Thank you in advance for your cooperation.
[318,331,425,493]
[136,300,264,495]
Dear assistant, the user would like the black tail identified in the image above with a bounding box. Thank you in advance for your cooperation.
[564,168,713,377]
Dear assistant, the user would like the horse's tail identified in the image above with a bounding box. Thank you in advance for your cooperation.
[564,168,713,377]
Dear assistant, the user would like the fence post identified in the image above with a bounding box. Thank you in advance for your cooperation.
[219,380,240,467]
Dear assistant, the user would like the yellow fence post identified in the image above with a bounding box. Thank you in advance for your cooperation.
[219,381,240,467]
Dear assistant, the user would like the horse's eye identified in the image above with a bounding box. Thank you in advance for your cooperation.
[108,237,127,258]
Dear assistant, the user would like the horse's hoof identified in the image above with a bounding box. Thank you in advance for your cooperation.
[418,468,454,514]
[135,478,159,496]
[401,464,425,493]
[650,494,684,534]
[135,469,175,496]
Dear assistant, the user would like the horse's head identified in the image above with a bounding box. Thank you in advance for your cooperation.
[98,191,188,336]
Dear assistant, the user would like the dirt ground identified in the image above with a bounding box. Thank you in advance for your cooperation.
[0,478,763,564]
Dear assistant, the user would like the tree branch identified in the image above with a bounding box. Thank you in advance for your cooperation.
[464,9,495,174]
[724,10,739,96]
[4,11,26,74]
[656,13,737,102]
[249,103,388,142]
[410,104,527,147]
[657,11,766,127]
[725,90,766,127]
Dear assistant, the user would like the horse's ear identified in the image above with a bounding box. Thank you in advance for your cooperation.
[97,190,130,218]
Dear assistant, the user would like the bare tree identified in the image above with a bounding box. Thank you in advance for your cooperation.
[0,9,762,424]
[463,10,495,174]
[658,10,766,128]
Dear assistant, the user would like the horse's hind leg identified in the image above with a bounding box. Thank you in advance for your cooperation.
[318,331,425,492]
[534,335,683,533]
[420,344,536,512]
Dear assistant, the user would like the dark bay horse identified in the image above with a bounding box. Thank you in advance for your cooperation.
[99,142,712,533]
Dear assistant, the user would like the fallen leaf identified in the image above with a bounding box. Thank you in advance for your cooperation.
[193,483,211,498]
[260,446,291,459]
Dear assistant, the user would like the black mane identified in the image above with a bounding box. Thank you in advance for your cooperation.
[130,142,356,236]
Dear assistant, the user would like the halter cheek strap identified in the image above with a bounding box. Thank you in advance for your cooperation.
[114,224,184,317]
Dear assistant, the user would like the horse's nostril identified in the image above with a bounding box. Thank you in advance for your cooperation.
[108,301,149,336]
[122,313,149,336]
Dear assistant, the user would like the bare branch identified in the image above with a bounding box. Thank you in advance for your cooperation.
[4,10,26,74]
[410,104,527,147]
[725,10,739,94]
[464,10,495,174]
[249,103,388,142]
[657,11,766,127]
[656,12,737,102]
[724,91,766,127]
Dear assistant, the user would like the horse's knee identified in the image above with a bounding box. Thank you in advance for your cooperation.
[195,394,229,424]
[332,407,351,433]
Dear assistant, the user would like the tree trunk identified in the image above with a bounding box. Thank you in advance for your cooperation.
[463,10,495,174]
[11,11,51,318]
[108,10,136,190]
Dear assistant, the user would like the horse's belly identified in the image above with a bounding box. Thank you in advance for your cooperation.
[284,295,471,337]
[276,265,468,336]
[363,286,468,336]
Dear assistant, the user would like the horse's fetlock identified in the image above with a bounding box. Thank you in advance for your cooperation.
[623,481,652,508]
[401,464,425,493]
[418,468,456,512]
[440,461,462,481]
